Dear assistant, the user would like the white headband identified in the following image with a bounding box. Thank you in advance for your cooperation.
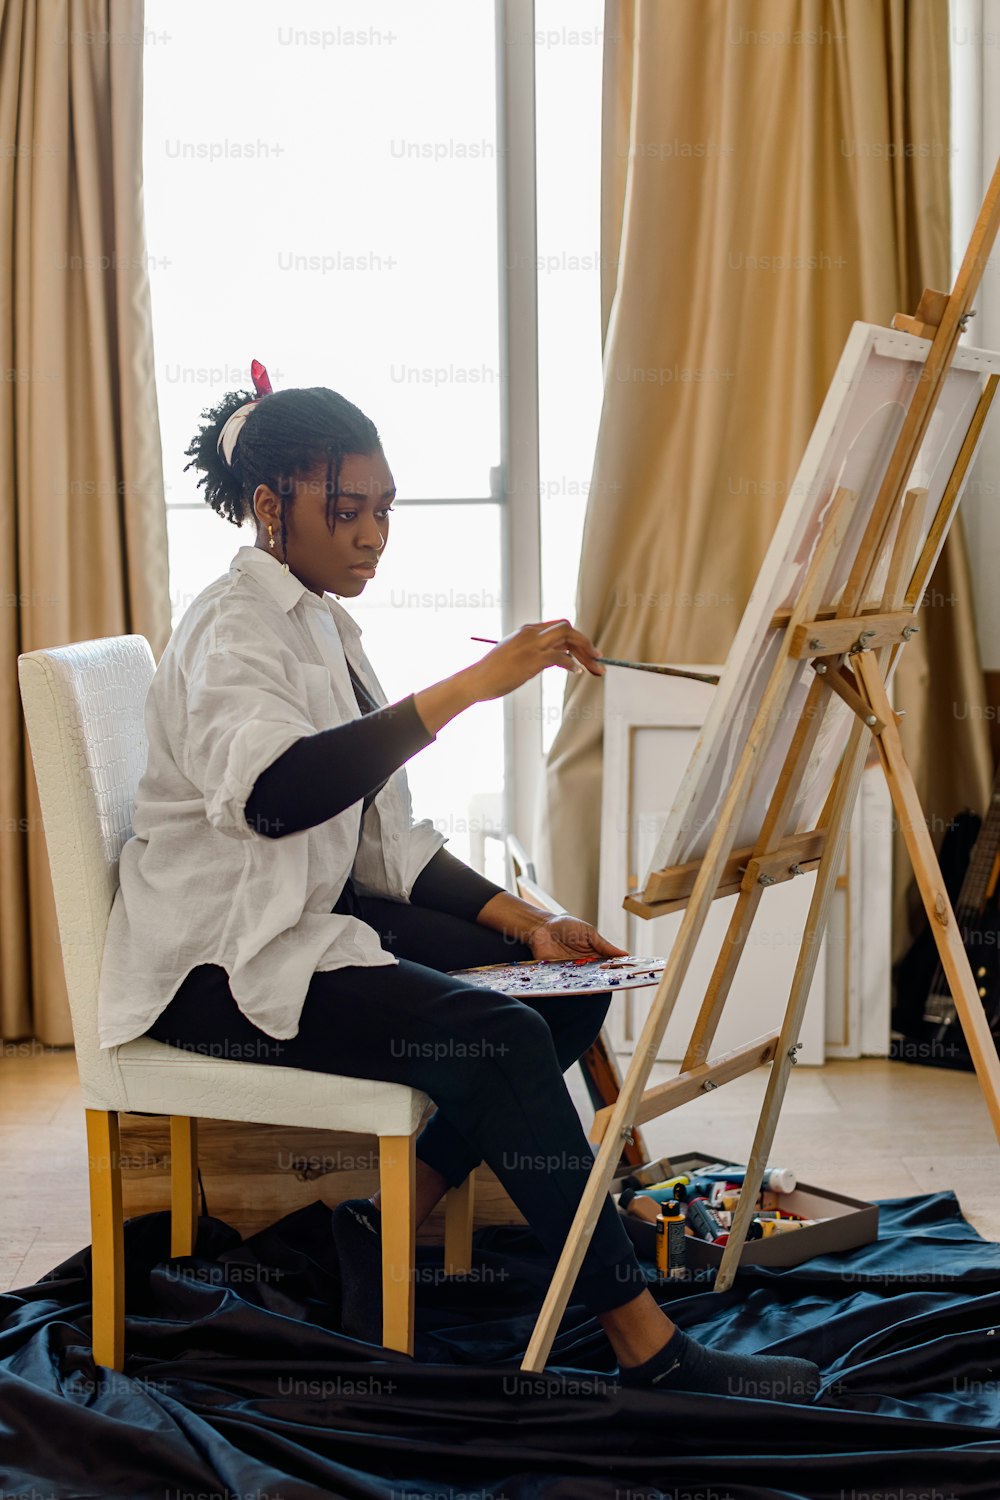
[216,400,260,468]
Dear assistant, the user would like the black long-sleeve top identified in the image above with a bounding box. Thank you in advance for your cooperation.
[244,660,505,922]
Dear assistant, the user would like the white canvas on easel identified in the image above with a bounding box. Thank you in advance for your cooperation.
[643,324,1000,886]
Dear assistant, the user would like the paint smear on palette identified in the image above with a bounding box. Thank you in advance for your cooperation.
[447,955,668,997]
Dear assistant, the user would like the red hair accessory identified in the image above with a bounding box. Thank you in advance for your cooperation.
[217,358,274,466]
[250,359,273,397]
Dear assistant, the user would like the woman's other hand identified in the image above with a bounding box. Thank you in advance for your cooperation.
[527,915,628,963]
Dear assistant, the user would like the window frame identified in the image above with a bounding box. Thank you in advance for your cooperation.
[495,0,544,852]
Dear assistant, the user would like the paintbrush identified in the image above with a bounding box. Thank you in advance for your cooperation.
[470,639,720,686]
[595,657,720,685]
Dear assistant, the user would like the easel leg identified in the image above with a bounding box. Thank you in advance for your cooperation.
[853,651,1000,1144]
[716,719,870,1289]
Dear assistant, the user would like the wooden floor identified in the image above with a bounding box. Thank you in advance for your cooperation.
[1,1044,998,1291]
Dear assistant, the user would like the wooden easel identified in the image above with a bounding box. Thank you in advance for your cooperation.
[521,157,1000,1373]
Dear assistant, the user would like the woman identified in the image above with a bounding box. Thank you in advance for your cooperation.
[97,364,820,1403]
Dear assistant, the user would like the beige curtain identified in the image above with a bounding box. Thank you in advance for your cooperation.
[0,0,171,1044]
[536,0,992,960]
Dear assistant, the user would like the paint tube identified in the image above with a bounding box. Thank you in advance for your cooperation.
[692,1164,797,1194]
[655,1201,686,1278]
[757,1217,822,1236]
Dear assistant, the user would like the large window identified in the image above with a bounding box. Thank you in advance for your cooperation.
[143,0,504,867]
[143,0,604,867]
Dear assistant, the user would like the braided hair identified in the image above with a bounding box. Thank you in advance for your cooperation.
[183,387,383,562]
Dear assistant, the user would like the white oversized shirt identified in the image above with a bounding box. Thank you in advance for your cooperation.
[97,544,445,1048]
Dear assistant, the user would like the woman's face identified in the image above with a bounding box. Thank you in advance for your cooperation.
[254,449,395,598]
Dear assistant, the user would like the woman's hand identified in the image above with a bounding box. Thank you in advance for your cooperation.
[527,915,628,963]
[468,620,604,702]
[412,620,603,737]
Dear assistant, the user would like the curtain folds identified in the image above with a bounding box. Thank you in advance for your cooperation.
[0,0,170,1043]
[536,0,992,959]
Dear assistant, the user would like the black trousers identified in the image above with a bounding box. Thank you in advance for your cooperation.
[143,887,649,1315]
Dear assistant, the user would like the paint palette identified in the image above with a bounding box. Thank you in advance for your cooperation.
[447,955,667,997]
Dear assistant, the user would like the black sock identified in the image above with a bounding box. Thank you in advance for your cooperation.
[331,1198,383,1345]
[619,1325,821,1404]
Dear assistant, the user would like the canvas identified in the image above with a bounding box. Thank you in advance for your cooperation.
[642,323,1000,885]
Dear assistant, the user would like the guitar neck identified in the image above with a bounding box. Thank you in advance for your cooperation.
[955,785,1000,916]
[925,776,1000,1015]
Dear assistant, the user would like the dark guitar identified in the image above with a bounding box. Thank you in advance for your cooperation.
[892,780,1000,1071]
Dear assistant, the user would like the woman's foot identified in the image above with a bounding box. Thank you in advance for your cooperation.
[619,1325,821,1404]
[332,1205,821,1401]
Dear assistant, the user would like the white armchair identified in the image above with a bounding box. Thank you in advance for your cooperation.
[16,634,474,1368]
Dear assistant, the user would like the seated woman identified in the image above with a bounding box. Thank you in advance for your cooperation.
[96,365,819,1403]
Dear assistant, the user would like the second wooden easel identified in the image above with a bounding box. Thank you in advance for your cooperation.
[521,154,1000,1374]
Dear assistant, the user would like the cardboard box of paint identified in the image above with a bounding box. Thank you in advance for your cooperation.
[616,1150,879,1272]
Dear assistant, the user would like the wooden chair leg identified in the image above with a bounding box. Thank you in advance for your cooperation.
[85,1108,125,1371]
[379,1133,415,1355]
[443,1169,476,1275]
[169,1116,199,1257]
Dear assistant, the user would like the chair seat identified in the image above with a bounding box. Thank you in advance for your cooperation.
[106,1037,431,1135]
